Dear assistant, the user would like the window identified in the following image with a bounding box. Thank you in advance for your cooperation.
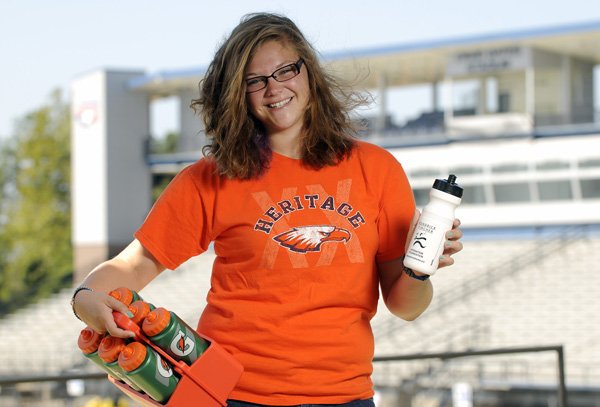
[493,183,531,203]
[460,184,486,204]
[581,179,600,198]
[452,79,479,116]
[413,188,430,207]
[492,163,528,173]
[538,180,572,201]
[498,93,510,113]
[410,169,441,178]
[579,158,600,168]
[448,166,484,175]
[536,161,570,171]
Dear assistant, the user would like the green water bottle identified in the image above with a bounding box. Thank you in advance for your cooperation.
[118,341,179,403]
[77,327,120,379]
[109,287,143,306]
[142,307,209,365]
[128,300,156,326]
[98,335,143,392]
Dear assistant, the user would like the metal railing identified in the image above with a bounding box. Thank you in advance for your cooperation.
[373,345,567,407]
[368,226,587,403]
[0,345,567,406]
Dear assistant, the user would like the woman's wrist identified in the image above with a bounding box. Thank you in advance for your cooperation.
[403,266,430,281]
[70,286,93,320]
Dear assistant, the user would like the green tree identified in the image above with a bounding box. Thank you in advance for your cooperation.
[0,90,72,315]
[0,138,16,291]
[151,131,179,154]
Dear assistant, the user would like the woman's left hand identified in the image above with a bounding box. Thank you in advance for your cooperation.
[438,218,463,268]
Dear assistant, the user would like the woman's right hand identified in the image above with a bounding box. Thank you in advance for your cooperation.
[73,288,136,338]
[72,239,165,337]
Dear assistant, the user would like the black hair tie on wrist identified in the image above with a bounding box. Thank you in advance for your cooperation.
[70,286,93,321]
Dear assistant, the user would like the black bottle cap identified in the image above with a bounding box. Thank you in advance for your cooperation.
[432,174,463,198]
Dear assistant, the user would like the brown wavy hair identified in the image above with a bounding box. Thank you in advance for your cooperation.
[191,13,367,179]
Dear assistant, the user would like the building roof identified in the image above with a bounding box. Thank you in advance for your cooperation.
[128,19,600,95]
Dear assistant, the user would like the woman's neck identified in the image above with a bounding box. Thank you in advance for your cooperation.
[269,131,302,159]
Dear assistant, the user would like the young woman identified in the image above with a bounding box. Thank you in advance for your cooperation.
[72,13,463,407]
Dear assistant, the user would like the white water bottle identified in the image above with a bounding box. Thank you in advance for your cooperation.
[403,174,463,275]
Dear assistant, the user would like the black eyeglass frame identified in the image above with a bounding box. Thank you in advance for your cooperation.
[245,59,305,93]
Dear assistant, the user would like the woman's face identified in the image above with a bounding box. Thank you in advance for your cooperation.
[245,40,310,139]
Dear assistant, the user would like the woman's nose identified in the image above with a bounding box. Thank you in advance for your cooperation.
[263,77,283,95]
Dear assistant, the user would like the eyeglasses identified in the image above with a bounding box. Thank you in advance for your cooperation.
[245,59,304,93]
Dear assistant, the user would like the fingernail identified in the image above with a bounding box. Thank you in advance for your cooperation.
[126,311,134,318]
[446,231,453,238]
[439,255,445,261]
[445,241,452,247]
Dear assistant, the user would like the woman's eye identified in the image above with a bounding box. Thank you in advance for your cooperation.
[247,78,263,86]
[278,66,295,76]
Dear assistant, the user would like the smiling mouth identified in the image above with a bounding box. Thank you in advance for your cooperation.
[268,97,292,109]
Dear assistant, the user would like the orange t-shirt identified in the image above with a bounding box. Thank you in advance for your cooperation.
[135,141,415,405]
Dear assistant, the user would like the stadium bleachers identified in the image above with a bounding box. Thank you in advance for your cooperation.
[372,226,600,390]
[0,253,215,378]
[0,227,599,398]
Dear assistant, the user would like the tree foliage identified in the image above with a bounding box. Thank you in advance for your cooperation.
[0,90,72,315]
[151,131,179,154]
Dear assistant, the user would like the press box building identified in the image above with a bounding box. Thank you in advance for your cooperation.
[70,21,600,282]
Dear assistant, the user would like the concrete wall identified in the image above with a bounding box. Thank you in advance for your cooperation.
[70,70,150,283]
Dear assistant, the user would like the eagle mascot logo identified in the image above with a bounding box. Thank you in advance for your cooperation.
[273,225,351,253]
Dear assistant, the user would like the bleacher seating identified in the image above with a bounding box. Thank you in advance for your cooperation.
[0,253,215,377]
[0,227,598,396]
[372,227,600,390]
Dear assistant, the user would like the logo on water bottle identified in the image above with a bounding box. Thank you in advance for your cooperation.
[170,330,195,357]
[412,232,427,248]
[156,357,173,379]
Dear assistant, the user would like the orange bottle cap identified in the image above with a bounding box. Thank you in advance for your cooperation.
[129,300,151,325]
[109,287,134,305]
[118,341,147,372]
[77,327,104,354]
[142,307,171,337]
[98,336,127,363]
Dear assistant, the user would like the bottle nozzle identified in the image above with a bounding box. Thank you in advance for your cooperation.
[432,174,463,198]
[121,345,134,359]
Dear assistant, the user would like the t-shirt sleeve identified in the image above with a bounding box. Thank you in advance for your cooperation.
[375,153,416,263]
[134,161,214,270]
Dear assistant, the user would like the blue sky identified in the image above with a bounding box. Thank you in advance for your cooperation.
[1,0,599,138]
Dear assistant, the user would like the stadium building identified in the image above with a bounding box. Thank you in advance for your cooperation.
[1,19,600,406]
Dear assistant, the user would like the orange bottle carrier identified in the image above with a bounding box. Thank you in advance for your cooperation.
[109,311,244,407]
